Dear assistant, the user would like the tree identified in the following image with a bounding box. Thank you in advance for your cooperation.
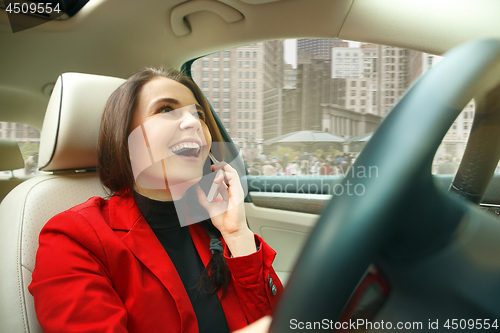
[314,149,324,159]
[270,147,300,162]
[328,146,340,157]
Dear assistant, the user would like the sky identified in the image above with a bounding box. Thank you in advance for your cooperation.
[284,39,297,67]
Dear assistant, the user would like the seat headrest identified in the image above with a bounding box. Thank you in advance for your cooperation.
[38,73,126,171]
[0,139,25,171]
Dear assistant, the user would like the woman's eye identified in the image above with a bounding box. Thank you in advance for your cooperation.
[158,106,174,113]
[196,110,206,120]
[158,106,173,113]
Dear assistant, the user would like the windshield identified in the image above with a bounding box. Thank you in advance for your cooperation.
[190,39,489,178]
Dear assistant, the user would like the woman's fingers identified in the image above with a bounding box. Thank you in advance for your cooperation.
[211,162,244,198]
[212,161,237,179]
[218,180,230,201]
[196,186,210,210]
[211,161,228,171]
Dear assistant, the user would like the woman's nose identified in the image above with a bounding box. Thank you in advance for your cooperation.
[179,110,201,131]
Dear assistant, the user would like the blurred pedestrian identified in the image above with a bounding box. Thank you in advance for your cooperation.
[282,153,289,169]
[274,162,283,176]
[262,161,275,176]
[319,158,333,175]
[300,152,310,174]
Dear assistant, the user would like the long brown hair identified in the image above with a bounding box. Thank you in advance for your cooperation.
[97,68,229,294]
[98,67,223,194]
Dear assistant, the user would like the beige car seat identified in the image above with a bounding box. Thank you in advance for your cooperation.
[0,73,125,332]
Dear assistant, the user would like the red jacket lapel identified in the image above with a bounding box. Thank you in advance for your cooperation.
[108,194,199,333]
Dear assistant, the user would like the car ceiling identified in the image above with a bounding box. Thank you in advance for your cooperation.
[2,0,500,130]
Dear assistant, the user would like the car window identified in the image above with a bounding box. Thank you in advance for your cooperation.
[190,39,478,177]
[0,122,40,178]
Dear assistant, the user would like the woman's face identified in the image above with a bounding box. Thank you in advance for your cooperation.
[129,77,212,200]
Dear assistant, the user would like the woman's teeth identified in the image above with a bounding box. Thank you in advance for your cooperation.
[169,142,201,156]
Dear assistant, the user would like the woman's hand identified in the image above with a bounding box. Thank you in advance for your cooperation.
[196,162,256,257]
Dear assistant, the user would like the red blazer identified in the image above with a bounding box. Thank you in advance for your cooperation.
[29,194,283,333]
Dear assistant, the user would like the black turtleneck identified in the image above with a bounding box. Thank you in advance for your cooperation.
[134,192,230,333]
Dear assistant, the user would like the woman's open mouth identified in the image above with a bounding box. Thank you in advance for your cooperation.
[169,142,202,159]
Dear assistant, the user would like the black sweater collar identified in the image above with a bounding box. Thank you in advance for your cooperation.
[134,192,187,230]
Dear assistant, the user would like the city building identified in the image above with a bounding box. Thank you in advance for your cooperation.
[408,51,471,163]
[262,40,285,144]
[277,41,382,143]
[281,86,300,134]
[283,63,298,88]
[263,88,282,141]
[297,38,346,61]
[0,122,40,142]
[296,59,334,132]
[320,104,381,138]
[331,43,410,117]
[191,41,284,158]
[0,122,40,169]
[408,50,442,85]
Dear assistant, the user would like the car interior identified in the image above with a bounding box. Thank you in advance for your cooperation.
[2,0,500,332]
[0,138,26,199]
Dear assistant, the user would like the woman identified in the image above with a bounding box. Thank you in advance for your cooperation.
[29,68,283,333]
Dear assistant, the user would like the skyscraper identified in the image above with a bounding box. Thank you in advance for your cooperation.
[191,41,284,155]
[297,38,347,61]
[331,43,410,116]
[262,40,285,141]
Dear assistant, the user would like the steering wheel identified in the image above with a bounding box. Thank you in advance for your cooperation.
[270,39,500,331]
